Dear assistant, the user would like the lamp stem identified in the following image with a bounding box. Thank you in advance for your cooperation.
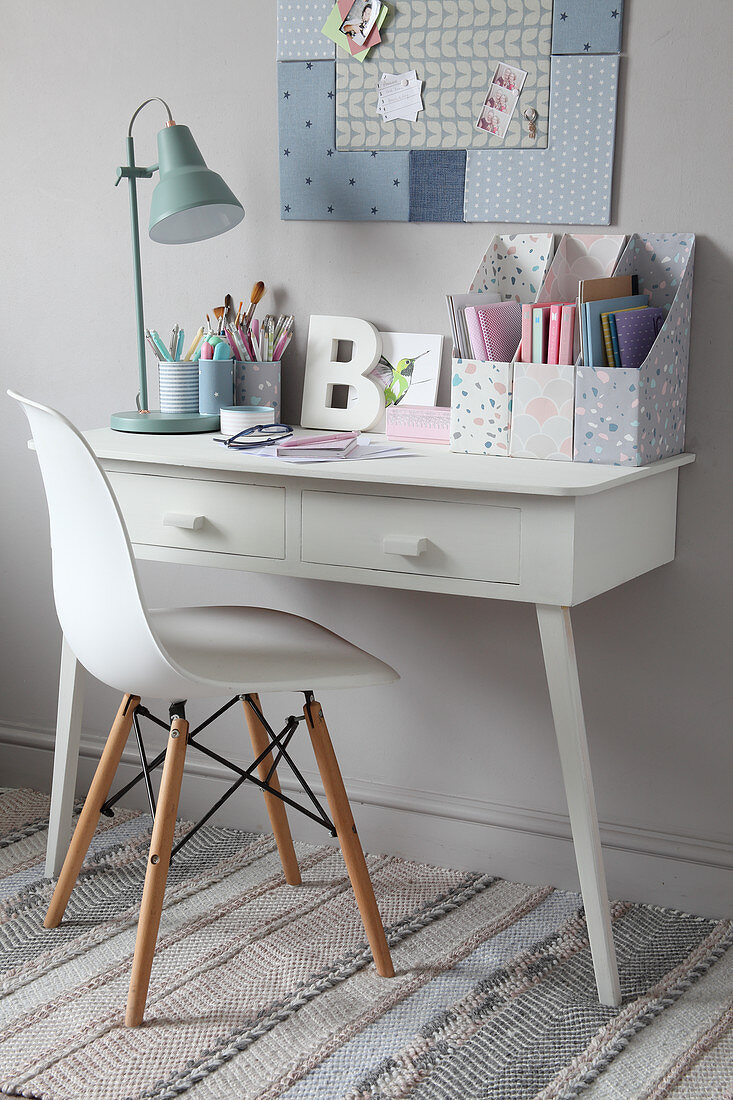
[125,134,149,412]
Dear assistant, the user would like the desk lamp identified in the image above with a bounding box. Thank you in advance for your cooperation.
[111,98,244,433]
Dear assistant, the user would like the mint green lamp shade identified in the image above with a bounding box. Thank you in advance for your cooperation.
[149,125,244,245]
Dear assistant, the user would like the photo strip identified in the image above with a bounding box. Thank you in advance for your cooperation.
[476,61,528,137]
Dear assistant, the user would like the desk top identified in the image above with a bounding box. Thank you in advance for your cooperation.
[84,428,695,498]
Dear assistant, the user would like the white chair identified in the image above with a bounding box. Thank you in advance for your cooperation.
[10,391,398,1027]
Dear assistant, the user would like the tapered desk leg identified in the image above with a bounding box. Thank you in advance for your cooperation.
[536,604,622,1008]
[46,638,86,878]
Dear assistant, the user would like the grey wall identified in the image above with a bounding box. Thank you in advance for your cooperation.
[2,1,731,914]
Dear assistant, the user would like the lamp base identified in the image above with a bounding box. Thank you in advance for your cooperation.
[110,410,220,433]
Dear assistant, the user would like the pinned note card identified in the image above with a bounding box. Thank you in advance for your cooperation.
[377,71,423,122]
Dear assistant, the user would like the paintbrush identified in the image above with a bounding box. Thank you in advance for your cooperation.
[244,281,265,325]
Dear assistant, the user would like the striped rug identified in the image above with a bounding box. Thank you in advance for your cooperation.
[0,787,731,1100]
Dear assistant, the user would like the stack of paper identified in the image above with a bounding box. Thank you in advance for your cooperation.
[445,291,502,358]
[218,435,414,463]
[377,71,423,122]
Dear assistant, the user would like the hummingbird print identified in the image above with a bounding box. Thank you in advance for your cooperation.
[373,350,429,407]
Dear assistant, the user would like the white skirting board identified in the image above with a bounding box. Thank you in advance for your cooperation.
[1,721,731,918]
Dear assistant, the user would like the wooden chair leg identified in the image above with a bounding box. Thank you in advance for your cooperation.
[242,694,301,886]
[303,698,394,978]
[125,713,188,1027]
[44,693,140,929]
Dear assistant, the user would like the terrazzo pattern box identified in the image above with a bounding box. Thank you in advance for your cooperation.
[450,359,513,455]
[574,233,695,466]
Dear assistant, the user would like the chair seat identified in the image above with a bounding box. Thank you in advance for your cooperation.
[149,605,399,697]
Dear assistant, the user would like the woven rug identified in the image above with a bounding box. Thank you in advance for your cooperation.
[0,788,732,1100]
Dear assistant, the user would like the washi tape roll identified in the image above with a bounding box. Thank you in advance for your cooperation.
[219,405,275,437]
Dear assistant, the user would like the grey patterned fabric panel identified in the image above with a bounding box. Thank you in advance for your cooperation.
[336,0,552,151]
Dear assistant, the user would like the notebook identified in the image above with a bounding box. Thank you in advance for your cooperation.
[584,295,647,367]
[464,307,488,360]
[446,292,502,357]
[614,306,665,369]
[477,301,522,363]
[578,274,639,365]
[558,304,576,366]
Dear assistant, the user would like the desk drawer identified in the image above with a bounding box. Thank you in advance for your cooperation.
[301,491,520,583]
[108,472,285,559]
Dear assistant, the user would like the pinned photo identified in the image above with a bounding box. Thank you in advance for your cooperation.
[486,85,515,114]
[339,0,379,47]
[476,106,509,137]
[491,62,527,95]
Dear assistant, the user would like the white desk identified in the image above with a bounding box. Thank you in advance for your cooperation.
[46,428,695,1008]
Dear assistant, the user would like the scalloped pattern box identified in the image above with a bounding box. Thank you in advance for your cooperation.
[510,363,575,461]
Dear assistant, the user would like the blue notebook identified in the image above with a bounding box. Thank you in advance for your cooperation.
[583,295,647,367]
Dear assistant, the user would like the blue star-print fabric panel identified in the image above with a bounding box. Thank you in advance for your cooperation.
[278,61,409,221]
[552,1,624,54]
[464,55,619,224]
[409,151,466,222]
[277,0,334,60]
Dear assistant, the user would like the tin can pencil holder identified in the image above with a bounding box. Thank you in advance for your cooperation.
[235,361,281,423]
[198,359,234,415]
[158,362,199,414]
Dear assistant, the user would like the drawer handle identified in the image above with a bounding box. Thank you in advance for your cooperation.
[382,535,428,557]
[163,512,205,531]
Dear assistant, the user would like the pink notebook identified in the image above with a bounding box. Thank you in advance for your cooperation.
[476,301,523,363]
[547,303,563,365]
[558,304,576,366]
[520,304,534,363]
[464,307,488,360]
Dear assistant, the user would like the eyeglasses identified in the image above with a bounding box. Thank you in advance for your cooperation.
[214,423,293,449]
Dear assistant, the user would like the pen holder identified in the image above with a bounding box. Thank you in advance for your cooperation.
[235,361,281,423]
[199,359,235,415]
[159,362,200,414]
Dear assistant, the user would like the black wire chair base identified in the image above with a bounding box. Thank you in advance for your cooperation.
[98,694,335,862]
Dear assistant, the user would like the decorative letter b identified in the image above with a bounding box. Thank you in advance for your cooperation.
[300,315,384,430]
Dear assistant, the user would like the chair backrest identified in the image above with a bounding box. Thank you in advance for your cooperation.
[9,391,178,696]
